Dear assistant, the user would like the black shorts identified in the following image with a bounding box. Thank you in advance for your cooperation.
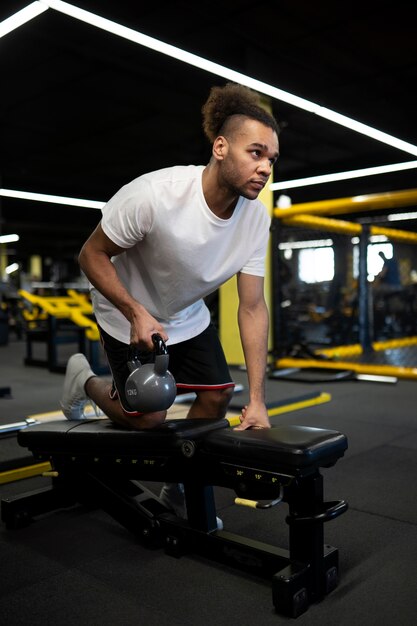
[98,323,234,415]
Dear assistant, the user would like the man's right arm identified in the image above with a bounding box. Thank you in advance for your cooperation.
[79,222,167,348]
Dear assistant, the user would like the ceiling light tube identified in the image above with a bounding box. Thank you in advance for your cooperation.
[0,234,20,244]
[42,0,417,157]
[5,263,20,274]
[0,188,104,209]
[0,2,48,39]
[279,238,333,250]
[387,211,417,222]
[270,160,417,191]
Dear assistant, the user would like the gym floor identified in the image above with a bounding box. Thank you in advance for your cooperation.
[1,337,416,625]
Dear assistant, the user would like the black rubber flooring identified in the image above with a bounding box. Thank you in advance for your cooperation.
[1,338,417,625]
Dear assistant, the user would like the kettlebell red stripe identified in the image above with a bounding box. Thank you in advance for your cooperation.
[176,382,235,392]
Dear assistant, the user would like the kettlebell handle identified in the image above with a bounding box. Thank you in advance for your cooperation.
[128,333,168,371]
[151,333,168,355]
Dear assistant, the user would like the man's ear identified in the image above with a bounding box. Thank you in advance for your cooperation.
[212,136,228,161]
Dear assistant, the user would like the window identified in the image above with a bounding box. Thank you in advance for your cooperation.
[298,247,334,283]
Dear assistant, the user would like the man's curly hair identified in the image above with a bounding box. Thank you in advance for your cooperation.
[202,83,279,143]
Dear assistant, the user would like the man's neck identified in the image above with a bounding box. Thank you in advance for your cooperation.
[202,164,238,219]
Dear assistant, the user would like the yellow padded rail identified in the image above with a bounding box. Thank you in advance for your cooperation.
[277,357,417,381]
[274,188,417,218]
[283,214,362,235]
[282,214,417,243]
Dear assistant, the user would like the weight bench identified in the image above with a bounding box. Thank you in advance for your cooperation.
[2,418,348,618]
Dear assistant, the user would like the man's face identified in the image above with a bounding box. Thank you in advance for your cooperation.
[217,118,279,200]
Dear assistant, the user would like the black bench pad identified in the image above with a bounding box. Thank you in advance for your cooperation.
[18,418,228,454]
[18,419,347,470]
[202,426,347,469]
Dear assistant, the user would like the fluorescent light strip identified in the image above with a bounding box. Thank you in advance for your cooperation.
[41,0,417,157]
[5,263,19,274]
[279,238,333,250]
[387,211,417,222]
[0,2,47,38]
[0,188,104,209]
[0,234,20,244]
[270,160,417,191]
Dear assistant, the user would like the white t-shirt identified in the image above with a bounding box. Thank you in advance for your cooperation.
[92,165,270,345]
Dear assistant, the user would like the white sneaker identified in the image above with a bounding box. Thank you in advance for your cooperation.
[159,483,223,529]
[60,353,97,420]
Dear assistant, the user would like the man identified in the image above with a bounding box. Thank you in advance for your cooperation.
[376,251,401,290]
[61,82,279,436]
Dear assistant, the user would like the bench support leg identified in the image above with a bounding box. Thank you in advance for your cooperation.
[271,472,341,616]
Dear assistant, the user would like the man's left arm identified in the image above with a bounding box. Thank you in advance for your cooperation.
[235,272,271,430]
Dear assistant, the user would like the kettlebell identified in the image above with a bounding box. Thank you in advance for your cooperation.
[125,334,177,412]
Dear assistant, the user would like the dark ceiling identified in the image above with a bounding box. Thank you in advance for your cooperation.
[1,0,417,267]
